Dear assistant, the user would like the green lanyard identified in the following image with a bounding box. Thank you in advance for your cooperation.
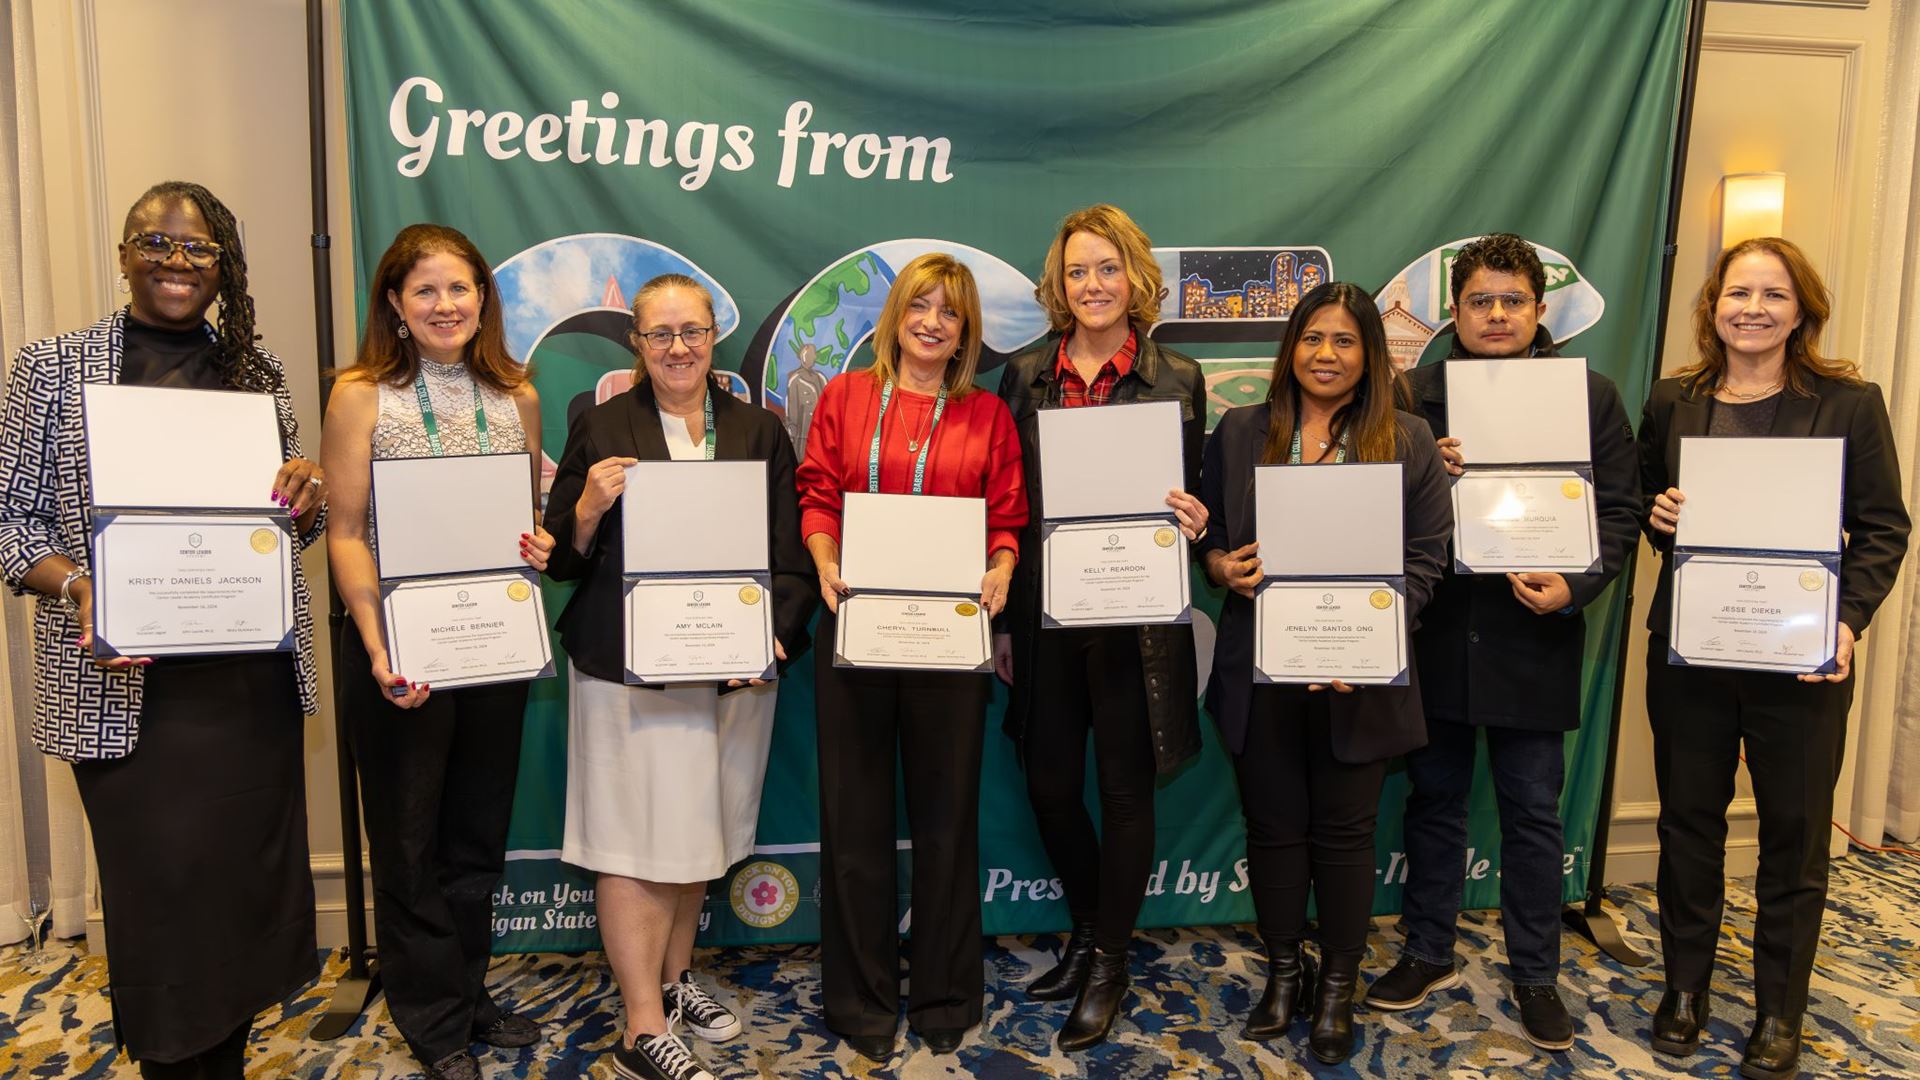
[699,388,716,460]
[1289,424,1348,464]
[414,367,491,456]
[867,377,946,493]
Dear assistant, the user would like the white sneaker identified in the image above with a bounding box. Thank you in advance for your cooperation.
[611,1024,716,1080]
[663,970,743,1042]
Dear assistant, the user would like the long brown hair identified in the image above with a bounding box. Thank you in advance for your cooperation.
[347,223,526,392]
[1033,203,1166,334]
[627,273,717,383]
[870,253,982,399]
[1677,236,1859,396]
[1261,282,1401,465]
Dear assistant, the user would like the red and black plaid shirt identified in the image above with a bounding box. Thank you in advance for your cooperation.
[1054,329,1137,407]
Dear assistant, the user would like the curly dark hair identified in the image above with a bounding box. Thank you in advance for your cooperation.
[1448,232,1546,306]
[123,181,283,395]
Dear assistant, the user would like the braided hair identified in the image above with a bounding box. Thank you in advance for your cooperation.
[123,181,283,395]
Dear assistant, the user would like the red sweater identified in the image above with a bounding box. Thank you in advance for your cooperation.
[797,369,1027,558]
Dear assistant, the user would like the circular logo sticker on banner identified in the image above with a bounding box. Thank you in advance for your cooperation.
[738,585,762,605]
[249,528,280,554]
[1561,479,1584,500]
[1154,528,1177,547]
[955,602,979,617]
[729,861,800,929]
[507,580,532,602]
[1369,590,1395,610]
[1799,570,1824,591]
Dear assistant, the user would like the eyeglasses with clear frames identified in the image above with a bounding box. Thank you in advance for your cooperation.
[1462,292,1536,315]
[125,232,224,269]
[636,326,714,350]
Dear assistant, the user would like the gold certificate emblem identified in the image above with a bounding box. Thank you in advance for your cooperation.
[1369,590,1394,610]
[1561,479,1584,499]
[506,580,532,602]
[738,585,763,605]
[955,602,980,617]
[249,528,279,554]
[1798,570,1824,591]
[1153,528,1177,548]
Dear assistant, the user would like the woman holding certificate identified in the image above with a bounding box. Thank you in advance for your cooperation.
[322,224,553,1080]
[796,253,1027,1061]
[993,204,1209,1051]
[1198,282,1450,1065]
[1639,237,1908,1080]
[543,273,816,1080]
[0,181,324,1079]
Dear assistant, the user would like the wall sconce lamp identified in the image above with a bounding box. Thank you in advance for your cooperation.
[1714,172,1786,256]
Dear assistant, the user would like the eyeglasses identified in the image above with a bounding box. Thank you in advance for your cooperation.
[1461,292,1536,315]
[636,326,714,350]
[125,232,224,269]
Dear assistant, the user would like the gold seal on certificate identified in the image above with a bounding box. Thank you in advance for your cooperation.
[1450,469,1601,574]
[1154,527,1177,547]
[738,584,763,605]
[250,528,280,554]
[1561,479,1584,499]
[1798,570,1823,591]
[506,579,532,602]
[955,601,979,616]
[834,592,991,672]
[1369,589,1394,609]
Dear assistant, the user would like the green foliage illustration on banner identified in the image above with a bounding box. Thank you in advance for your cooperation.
[342,0,1687,952]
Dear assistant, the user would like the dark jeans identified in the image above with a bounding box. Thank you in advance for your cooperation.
[814,611,989,1036]
[1022,625,1158,953]
[1646,635,1850,1018]
[1399,718,1568,985]
[341,627,528,1065]
[1233,686,1386,961]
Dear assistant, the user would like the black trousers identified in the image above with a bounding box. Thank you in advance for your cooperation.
[1232,686,1386,961]
[340,626,528,1065]
[814,611,989,1036]
[1022,624,1158,952]
[136,1019,248,1080]
[1645,636,1851,1019]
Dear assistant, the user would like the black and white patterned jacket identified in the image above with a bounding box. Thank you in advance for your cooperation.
[0,310,324,762]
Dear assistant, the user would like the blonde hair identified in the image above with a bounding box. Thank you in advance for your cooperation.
[628,273,716,382]
[1677,237,1859,396]
[870,253,982,398]
[1034,204,1166,334]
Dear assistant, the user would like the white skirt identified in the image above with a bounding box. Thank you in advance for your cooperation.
[563,666,778,883]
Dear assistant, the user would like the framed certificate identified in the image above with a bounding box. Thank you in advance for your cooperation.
[1668,553,1837,674]
[1042,518,1190,627]
[1254,578,1409,685]
[89,511,296,658]
[1450,468,1601,573]
[835,493,991,671]
[621,460,777,685]
[833,592,992,672]
[371,453,556,689]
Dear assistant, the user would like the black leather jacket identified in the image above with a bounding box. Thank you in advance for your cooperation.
[995,330,1206,775]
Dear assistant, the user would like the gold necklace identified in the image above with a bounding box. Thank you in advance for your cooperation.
[1721,379,1782,401]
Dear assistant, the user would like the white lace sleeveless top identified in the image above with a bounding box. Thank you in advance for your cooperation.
[367,358,527,544]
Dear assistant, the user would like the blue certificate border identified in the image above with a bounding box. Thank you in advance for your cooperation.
[1667,549,1839,674]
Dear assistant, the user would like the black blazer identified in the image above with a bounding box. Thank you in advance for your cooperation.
[1401,332,1641,732]
[1198,404,1452,764]
[544,380,818,683]
[1637,372,1909,640]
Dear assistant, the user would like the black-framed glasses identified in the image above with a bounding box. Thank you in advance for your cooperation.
[1461,292,1536,315]
[636,326,714,350]
[125,232,223,269]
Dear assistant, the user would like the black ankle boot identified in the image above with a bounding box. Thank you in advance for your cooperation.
[1057,947,1129,1051]
[1244,938,1317,1041]
[1650,989,1710,1056]
[1028,916,1097,1001]
[1740,1014,1802,1080]
[1308,951,1359,1064]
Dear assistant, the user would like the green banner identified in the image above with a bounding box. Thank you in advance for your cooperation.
[342,0,1687,952]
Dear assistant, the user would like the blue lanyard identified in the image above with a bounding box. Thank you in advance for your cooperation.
[866,377,946,494]
[414,368,491,456]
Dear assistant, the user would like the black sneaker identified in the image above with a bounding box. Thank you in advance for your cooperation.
[662,971,743,1042]
[1515,984,1575,1051]
[610,1027,716,1080]
[1364,955,1462,1010]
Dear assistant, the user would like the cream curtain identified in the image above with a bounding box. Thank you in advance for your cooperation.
[0,0,89,944]
[1853,0,1920,847]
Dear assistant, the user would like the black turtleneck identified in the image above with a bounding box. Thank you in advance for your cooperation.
[120,315,225,389]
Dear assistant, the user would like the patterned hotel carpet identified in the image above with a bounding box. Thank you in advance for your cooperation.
[3,851,1917,1079]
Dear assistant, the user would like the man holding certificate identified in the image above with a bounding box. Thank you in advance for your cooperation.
[1198,282,1450,1065]
[796,253,1026,1062]
[323,225,554,1080]
[993,204,1209,1053]
[1367,234,1639,1052]
[544,274,815,1080]
[1639,238,1908,1080]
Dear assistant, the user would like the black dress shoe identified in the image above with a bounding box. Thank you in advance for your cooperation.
[1308,952,1359,1065]
[1057,947,1129,1051]
[1243,938,1316,1041]
[1028,916,1097,1001]
[1650,989,1710,1056]
[917,1026,966,1054]
[423,1050,482,1080]
[473,1011,542,1048]
[844,1033,896,1062]
[1740,1014,1802,1080]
